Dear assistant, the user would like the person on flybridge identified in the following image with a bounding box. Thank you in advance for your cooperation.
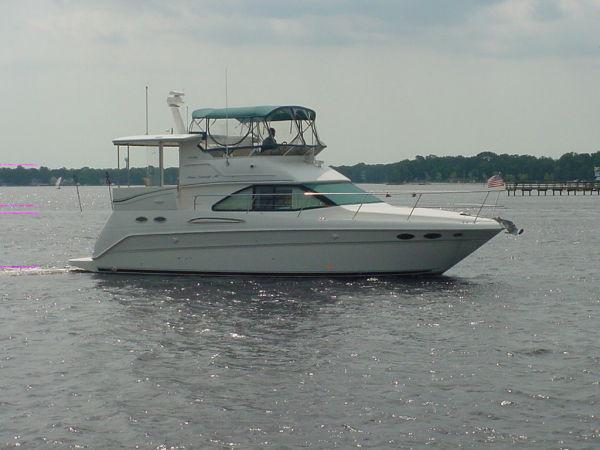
[262,127,278,150]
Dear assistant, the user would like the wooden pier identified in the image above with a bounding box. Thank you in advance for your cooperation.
[506,181,600,196]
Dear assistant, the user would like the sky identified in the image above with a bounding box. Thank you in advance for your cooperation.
[1,0,600,168]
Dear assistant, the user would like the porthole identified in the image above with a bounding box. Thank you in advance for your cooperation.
[424,233,442,240]
[453,232,463,237]
[397,233,415,240]
[135,216,148,223]
[154,216,167,223]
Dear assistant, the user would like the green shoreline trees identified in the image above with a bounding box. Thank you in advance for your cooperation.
[336,151,600,184]
[0,166,179,186]
[1,151,599,186]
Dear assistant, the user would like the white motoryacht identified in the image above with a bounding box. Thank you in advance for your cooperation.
[69,92,508,276]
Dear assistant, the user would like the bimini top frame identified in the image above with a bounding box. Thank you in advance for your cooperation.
[192,105,316,122]
[189,104,325,158]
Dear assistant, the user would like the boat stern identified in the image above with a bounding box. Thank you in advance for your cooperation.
[68,257,98,272]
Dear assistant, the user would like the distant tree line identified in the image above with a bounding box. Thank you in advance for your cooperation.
[1,151,599,186]
[0,166,178,186]
[334,151,600,184]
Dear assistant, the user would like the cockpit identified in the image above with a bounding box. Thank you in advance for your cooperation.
[188,105,326,157]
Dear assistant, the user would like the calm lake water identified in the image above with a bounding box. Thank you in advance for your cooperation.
[1,185,599,448]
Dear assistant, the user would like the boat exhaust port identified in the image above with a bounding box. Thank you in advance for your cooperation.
[493,217,524,235]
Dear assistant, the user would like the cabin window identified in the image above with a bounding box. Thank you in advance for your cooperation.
[253,185,288,211]
[293,188,330,210]
[397,233,415,240]
[212,183,380,211]
[135,216,148,223]
[212,185,330,211]
[303,182,381,206]
[424,233,442,239]
[154,216,167,223]
[213,187,254,211]
[253,185,328,211]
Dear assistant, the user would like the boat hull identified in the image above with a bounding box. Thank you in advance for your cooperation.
[69,228,500,276]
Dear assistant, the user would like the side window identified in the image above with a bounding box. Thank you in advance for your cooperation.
[293,188,329,210]
[213,187,253,211]
[254,185,330,211]
[213,185,330,211]
[273,185,293,210]
[303,182,381,205]
[253,185,280,211]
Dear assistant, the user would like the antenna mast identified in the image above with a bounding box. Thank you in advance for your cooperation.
[225,68,229,161]
[145,85,150,183]
[145,85,149,135]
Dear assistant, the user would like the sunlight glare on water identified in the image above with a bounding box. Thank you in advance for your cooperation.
[1,185,599,448]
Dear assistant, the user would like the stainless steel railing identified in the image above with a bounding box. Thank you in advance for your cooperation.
[191,188,504,222]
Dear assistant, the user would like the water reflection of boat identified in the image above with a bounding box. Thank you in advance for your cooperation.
[69,92,503,276]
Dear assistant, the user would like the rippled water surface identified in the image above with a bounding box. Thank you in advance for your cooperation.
[1,185,599,448]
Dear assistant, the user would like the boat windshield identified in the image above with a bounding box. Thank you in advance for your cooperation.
[304,182,382,205]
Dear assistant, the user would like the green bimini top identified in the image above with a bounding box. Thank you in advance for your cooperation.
[191,105,316,122]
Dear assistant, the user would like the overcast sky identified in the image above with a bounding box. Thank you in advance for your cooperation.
[2,0,600,168]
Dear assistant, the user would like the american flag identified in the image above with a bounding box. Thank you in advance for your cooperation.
[487,174,505,188]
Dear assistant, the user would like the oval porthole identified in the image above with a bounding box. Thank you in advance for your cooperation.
[397,233,415,240]
[424,233,442,240]
[154,216,167,223]
[453,232,463,237]
[135,216,148,223]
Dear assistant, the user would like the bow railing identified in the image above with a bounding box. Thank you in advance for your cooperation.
[192,188,505,223]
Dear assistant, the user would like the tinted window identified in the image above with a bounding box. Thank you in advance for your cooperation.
[303,182,381,206]
[253,185,284,211]
[293,188,329,210]
[212,187,253,211]
[213,185,329,212]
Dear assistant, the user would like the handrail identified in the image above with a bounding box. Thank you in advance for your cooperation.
[191,188,502,221]
[407,193,422,221]
[191,189,502,200]
[202,143,322,156]
[303,188,501,196]
[352,193,369,219]
[473,191,490,223]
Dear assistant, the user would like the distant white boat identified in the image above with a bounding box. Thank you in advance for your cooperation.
[55,177,63,189]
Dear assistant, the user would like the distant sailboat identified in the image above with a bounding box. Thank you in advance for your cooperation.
[55,177,63,189]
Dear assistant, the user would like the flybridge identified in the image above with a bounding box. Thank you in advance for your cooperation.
[113,96,325,154]
[110,92,327,187]
[188,104,325,157]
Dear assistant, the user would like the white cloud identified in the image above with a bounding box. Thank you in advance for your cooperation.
[4,0,600,63]
[467,0,600,57]
[1,0,600,168]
